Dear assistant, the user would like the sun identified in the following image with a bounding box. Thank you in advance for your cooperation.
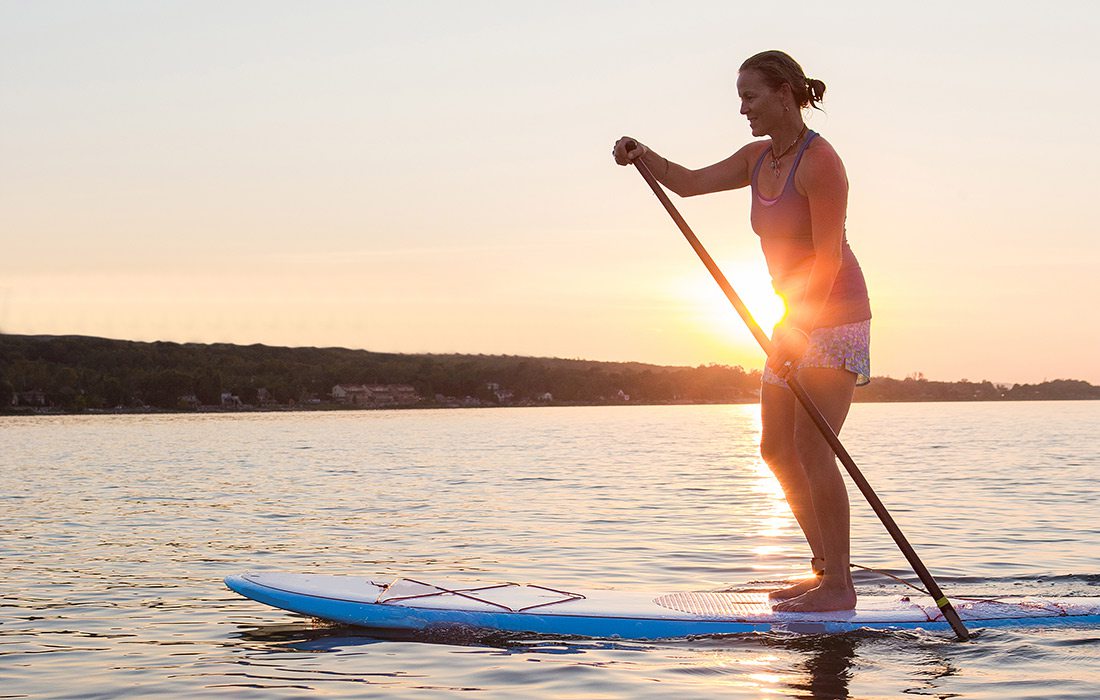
[673,261,787,348]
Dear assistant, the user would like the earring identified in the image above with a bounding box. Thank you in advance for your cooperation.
[784,105,790,113]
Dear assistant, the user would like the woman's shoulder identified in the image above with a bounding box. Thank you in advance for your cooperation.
[738,139,774,174]
[801,134,845,172]
[804,132,840,158]
[740,138,773,159]
[796,134,847,192]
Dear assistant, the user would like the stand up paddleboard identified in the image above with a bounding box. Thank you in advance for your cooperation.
[225,572,1100,639]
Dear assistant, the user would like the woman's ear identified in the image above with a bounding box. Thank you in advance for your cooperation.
[778,81,795,108]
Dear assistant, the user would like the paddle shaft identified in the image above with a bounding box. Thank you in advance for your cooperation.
[629,154,971,641]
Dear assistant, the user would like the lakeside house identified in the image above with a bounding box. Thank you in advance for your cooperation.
[332,383,421,406]
[14,389,47,407]
[256,388,276,406]
[486,382,514,404]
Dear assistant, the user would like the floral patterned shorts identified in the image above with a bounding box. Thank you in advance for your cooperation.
[762,319,871,388]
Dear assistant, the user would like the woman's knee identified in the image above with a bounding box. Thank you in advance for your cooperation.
[760,434,798,470]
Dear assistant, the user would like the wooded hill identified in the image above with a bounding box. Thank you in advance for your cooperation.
[1,334,1097,412]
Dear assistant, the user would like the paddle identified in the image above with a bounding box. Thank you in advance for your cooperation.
[625,147,971,641]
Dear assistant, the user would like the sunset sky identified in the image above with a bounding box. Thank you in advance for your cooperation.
[3,2,1098,384]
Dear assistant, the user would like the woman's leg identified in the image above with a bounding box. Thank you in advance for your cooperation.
[760,379,825,599]
[772,366,858,612]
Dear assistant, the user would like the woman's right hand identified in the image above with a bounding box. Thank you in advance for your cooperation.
[613,137,647,166]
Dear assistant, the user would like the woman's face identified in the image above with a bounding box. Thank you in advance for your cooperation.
[737,69,788,137]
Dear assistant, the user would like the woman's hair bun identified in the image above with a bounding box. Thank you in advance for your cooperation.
[806,78,826,106]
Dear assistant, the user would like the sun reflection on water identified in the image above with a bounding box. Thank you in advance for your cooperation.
[745,451,801,571]
[757,515,792,538]
[696,650,801,694]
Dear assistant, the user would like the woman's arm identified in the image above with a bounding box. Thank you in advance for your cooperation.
[613,137,760,197]
[790,141,849,332]
[768,141,849,371]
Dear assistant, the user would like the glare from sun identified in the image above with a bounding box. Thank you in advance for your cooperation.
[673,262,787,344]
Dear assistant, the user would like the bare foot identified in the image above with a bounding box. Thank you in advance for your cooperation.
[768,575,821,601]
[772,582,856,612]
[769,558,825,601]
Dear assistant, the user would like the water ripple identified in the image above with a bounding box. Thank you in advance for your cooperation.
[1,402,1098,697]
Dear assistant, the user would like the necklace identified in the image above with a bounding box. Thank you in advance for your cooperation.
[769,125,808,178]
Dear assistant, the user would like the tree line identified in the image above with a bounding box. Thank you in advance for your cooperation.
[0,334,759,410]
[1,334,1096,412]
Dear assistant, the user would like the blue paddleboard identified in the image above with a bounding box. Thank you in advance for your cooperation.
[225,572,1100,639]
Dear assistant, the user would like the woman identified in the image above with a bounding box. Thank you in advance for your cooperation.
[613,50,872,612]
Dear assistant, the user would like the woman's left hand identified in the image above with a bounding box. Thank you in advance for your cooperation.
[767,324,811,378]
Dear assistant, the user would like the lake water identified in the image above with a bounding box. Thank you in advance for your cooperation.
[2,402,1098,698]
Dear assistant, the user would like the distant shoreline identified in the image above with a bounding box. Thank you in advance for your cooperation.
[3,333,1098,414]
[4,393,1097,419]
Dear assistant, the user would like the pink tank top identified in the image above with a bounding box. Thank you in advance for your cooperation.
[749,131,871,328]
